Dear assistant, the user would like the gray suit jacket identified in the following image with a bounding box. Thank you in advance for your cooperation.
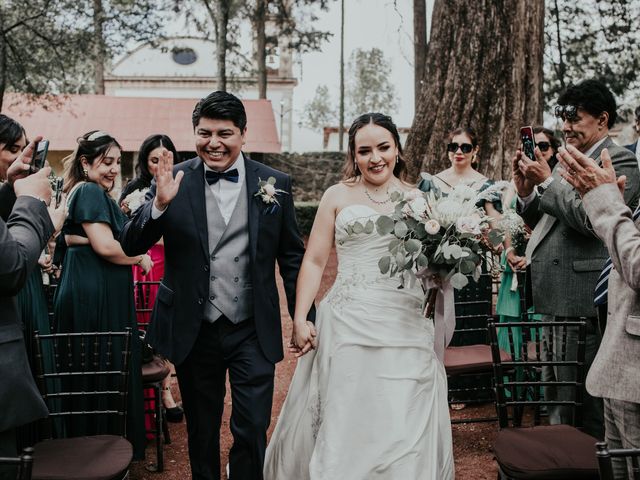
[519,137,640,317]
[0,187,52,432]
[582,183,640,403]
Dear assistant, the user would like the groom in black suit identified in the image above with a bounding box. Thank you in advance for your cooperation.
[120,91,313,480]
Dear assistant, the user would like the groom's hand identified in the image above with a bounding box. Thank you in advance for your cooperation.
[290,321,317,358]
[154,148,184,210]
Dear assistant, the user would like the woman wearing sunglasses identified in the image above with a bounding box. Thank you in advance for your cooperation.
[418,126,501,214]
[533,126,561,171]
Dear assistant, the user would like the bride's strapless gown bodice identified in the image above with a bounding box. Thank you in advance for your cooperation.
[264,204,454,480]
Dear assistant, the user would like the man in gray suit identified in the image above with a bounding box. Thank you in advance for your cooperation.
[557,145,640,478]
[0,133,63,478]
[514,79,640,439]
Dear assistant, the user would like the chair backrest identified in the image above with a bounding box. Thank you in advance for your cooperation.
[134,280,161,330]
[596,442,640,480]
[0,447,34,480]
[488,320,587,429]
[33,329,132,439]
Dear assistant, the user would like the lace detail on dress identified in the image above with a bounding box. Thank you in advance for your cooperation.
[323,267,385,311]
[310,391,322,440]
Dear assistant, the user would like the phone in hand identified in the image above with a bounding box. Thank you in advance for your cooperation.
[30,140,49,174]
[54,177,63,208]
[520,126,536,161]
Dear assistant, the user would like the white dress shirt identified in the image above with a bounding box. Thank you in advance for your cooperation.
[151,153,245,224]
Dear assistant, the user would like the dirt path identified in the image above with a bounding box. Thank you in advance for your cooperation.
[131,247,498,479]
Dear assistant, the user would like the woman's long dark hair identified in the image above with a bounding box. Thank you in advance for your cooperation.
[119,134,179,203]
[342,112,407,182]
[0,114,26,149]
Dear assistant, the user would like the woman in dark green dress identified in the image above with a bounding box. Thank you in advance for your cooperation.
[54,130,152,460]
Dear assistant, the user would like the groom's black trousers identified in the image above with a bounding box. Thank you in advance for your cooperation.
[176,317,275,480]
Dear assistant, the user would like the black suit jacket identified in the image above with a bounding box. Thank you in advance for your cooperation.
[119,155,313,365]
[0,186,52,432]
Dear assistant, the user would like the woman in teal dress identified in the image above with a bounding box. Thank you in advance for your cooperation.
[54,130,153,460]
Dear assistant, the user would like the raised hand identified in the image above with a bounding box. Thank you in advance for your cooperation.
[153,148,184,210]
[48,193,67,233]
[518,146,552,186]
[6,135,42,184]
[557,145,623,197]
[511,150,535,197]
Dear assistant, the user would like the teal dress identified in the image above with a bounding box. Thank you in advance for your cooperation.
[53,182,145,459]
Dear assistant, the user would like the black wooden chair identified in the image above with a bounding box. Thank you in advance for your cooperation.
[444,270,509,423]
[596,442,640,480]
[489,320,599,480]
[0,447,34,480]
[135,280,172,472]
[31,329,134,480]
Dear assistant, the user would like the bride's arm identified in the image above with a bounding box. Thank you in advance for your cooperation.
[291,188,338,355]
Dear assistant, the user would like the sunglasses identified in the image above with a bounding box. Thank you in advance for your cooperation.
[446,142,474,154]
[536,141,551,152]
[554,104,579,122]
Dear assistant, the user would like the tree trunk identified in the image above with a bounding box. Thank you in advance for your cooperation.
[413,0,427,110]
[255,0,267,98]
[216,0,230,92]
[338,0,345,151]
[93,0,106,94]
[0,18,6,112]
[405,0,544,181]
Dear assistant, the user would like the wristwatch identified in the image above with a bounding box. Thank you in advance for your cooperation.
[537,176,554,194]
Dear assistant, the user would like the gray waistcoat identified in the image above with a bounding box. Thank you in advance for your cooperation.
[203,179,253,324]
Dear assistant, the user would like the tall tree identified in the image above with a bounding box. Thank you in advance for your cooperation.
[405,0,545,181]
[346,48,398,120]
[338,0,344,151]
[0,0,90,111]
[413,0,427,110]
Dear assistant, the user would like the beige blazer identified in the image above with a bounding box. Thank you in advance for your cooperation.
[583,183,640,403]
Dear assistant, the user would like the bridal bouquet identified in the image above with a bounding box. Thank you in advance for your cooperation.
[348,179,508,291]
[121,188,149,216]
[498,210,529,257]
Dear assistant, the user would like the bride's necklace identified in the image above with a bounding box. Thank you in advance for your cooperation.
[364,186,391,205]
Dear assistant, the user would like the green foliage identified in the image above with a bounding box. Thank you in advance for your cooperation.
[300,84,337,129]
[294,201,318,236]
[544,0,640,110]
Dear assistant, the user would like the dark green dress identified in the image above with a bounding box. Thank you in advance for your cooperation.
[53,182,145,460]
[16,267,53,448]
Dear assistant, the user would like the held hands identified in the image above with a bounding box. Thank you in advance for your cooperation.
[138,254,154,275]
[506,249,527,271]
[515,146,552,191]
[153,149,184,210]
[289,320,317,358]
[558,146,626,197]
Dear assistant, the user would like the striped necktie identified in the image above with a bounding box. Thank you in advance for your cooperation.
[594,205,640,306]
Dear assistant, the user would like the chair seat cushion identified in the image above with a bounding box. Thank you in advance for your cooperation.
[494,424,599,479]
[32,435,132,480]
[141,355,170,383]
[444,344,511,375]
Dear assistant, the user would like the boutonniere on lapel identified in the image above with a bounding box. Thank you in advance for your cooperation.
[255,176,287,214]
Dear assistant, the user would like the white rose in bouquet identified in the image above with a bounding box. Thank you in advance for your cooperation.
[456,214,483,235]
[424,219,441,235]
[122,188,149,215]
[402,196,428,221]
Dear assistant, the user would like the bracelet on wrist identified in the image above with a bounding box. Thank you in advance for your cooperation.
[135,255,144,265]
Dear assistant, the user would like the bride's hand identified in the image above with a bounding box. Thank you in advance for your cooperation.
[289,320,317,358]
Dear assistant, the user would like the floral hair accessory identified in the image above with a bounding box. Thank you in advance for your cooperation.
[255,176,287,214]
[87,130,110,141]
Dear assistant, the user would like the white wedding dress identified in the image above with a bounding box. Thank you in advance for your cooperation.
[264,205,454,480]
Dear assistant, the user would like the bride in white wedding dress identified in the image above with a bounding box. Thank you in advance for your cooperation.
[264,113,454,480]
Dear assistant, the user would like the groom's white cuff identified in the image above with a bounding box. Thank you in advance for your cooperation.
[151,202,167,219]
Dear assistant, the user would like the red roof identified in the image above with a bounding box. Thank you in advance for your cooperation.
[2,93,281,153]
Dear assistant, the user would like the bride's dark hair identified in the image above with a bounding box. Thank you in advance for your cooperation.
[342,112,408,182]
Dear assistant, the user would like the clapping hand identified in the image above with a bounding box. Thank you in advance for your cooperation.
[153,149,184,210]
[289,320,317,358]
[558,145,625,197]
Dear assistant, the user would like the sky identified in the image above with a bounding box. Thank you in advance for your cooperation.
[289,0,434,150]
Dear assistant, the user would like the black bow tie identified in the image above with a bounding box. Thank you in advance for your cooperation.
[205,168,240,185]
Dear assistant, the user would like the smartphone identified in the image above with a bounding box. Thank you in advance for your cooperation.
[54,177,63,207]
[30,140,49,174]
[520,126,536,161]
